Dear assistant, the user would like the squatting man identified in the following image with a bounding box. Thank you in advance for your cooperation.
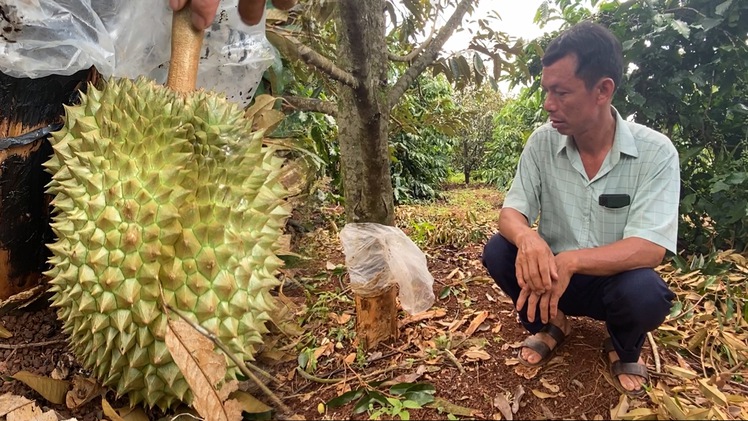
[482,21,680,397]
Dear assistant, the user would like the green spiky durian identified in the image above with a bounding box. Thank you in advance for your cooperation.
[44,76,289,409]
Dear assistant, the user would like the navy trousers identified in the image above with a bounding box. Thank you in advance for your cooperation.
[482,233,675,363]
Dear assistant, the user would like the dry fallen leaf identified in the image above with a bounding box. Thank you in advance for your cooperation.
[429,397,481,418]
[491,322,502,333]
[102,397,125,421]
[399,308,447,327]
[0,323,11,339]
[0,393,32,417]
[66,376,101,409]
[511,385,525,414]
[513,364,541,380]
[540,403,556,419]
[329,313,352,325]
[380,371,424,387]
[660,393,687,420]
[664,365,698,380]
[230,390,272,417]
[165,318,242,421]
[463,348,492,361]
[493,393,513,420]
[0,285,47,314]
[531,389,557,399]
[0,393,58,421]
[698,378,728,407]
[465,311,489,338]
[540,377,560,393]
[609,394,629,420]
[11,371,69,405]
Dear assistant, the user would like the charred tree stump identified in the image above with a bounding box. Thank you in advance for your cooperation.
[355,285,399,350]
[0,67,99,300]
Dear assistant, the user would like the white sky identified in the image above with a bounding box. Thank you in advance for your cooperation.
[435,0,562,94]
[443,0,563,53]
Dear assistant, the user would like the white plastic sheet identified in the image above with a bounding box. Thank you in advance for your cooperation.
[340,223,436,315]
[0,0,276,107]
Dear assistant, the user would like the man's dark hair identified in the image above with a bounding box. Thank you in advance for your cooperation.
[541,21,623,92]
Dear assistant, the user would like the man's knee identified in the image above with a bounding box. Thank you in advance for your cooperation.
[605,268,675,330]
[482,233,515,273]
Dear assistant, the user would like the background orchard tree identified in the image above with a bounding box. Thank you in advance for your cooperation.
[264,0,525,223]
[262,0,527,347]
[451,84,505,185]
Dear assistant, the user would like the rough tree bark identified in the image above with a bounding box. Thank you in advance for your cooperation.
[0,68,98,300]
[337,0,393,227]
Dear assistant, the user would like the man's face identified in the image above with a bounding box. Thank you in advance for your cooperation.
[540,54,601,137]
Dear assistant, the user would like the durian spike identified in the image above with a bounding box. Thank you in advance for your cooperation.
[167,1,204,93]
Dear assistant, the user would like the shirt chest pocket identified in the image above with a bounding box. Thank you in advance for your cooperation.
[594,205,629,245]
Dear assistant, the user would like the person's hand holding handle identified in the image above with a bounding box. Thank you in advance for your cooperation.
[169,0,298,30]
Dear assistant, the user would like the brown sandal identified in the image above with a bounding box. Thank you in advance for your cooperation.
[603,337,650,398]
[517,323,569,367]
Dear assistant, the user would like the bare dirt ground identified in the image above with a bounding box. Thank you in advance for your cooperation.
[1,183,740,420]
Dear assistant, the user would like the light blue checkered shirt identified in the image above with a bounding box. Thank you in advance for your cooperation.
[503,107,680,254]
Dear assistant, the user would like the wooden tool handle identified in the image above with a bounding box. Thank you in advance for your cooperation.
[166,2,204,93]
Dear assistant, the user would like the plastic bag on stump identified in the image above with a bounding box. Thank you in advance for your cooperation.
[339,222,435,315]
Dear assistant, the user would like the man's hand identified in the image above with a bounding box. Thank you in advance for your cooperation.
[514,230,556,293]
[544,251,575,322]
[169,0,297,30]
[518,250,576,324]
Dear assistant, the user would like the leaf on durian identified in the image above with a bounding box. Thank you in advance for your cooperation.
[11,371,69,405]
[245,94,278,122]
[102,397,150,421]
[165,318,242,421]
[253,109,285,133]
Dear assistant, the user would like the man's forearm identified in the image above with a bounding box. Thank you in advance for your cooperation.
[498,207,536,246]
[560,237,666,277]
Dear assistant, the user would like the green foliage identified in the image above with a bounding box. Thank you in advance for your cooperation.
[478,88,546,190]
[391,75,462,202]
[450,83,505,185]
[598,0,748,253]
[326,382,436,420]
[396,185,500,248]
[507,0,748,254]
[405,211,491,248]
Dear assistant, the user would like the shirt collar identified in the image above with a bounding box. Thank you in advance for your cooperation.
[555,106,639,158]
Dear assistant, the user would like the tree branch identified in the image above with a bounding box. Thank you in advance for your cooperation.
[268,28,359,88]
[388,23,437,62]
[281,95,337,117]
[387,0,476,108]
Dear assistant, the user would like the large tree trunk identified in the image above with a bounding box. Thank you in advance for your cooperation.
[337,0,397,349]
[337,0,393,226]
[0,67,98,300]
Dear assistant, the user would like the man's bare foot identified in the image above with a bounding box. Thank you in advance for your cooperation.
[608,349,647,393]
[519,312,572,365]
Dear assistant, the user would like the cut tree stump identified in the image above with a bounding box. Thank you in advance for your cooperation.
[355,284,399,350]
[0,68,99,300]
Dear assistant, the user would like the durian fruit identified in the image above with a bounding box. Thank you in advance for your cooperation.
[43,75,290,409]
